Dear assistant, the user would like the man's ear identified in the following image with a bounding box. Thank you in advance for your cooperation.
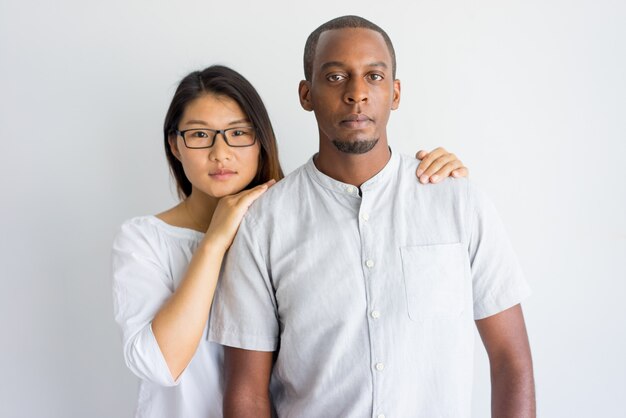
[391,79,401,110]
[168,134,182,160]
[299,80,314,112]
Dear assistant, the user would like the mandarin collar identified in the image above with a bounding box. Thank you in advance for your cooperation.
[305,148,399,197]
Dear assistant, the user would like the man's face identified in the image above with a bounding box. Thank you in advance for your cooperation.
[300,28,400,154]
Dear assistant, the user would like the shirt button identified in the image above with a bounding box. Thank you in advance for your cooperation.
[371,310,380,319]
[361,212,369,221]
[345,185,357,194]
[375,362,385,371]
[365,259,374,268]
[377,415,386,418]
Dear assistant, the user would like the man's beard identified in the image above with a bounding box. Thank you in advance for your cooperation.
[331,138,379,154]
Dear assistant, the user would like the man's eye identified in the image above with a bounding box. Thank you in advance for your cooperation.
[327,74,345,82]
[369,74,383,81]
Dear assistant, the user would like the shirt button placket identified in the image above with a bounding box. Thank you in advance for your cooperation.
[360,196,382,416]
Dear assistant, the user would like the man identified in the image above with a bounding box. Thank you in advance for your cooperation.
[210,15,535,418]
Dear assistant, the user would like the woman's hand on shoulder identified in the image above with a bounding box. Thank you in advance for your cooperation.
[415,147,468,184]
[204,179,276,251]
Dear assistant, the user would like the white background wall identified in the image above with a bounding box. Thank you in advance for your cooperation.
[1,0,624,417]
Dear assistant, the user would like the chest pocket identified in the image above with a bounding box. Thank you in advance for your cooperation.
[400,243,468,321]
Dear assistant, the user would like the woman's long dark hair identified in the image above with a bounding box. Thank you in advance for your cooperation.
[163,65,284,199]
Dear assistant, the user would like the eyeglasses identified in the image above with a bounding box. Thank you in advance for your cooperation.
[175,127,257,149]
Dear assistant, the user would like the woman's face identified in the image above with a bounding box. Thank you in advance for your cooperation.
[170,94,261,199]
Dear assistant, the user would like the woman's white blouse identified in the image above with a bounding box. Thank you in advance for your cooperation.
[112,216,223,418]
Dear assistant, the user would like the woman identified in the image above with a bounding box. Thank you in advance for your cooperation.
[112,65,467,418]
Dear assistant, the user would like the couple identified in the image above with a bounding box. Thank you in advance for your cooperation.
[113,15,534,418]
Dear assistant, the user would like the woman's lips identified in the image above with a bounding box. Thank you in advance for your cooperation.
[209,169,236,180]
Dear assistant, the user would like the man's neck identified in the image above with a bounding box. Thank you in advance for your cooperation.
[313,139,391,187]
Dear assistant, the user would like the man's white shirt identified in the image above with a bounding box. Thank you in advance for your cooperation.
[210,151,531,418]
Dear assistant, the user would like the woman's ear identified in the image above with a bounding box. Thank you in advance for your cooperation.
[168,134,182,160]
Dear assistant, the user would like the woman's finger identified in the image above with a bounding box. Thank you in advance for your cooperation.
[235,179,276,208]
[451,167,469,178]
[420,153,456,183]
[416,147,448,177]
[415,150,428,161]
[430,160,465,183]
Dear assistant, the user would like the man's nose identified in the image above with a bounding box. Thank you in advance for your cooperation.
[343,78,368,104]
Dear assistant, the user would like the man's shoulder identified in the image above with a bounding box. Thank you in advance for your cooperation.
[395,153,471,197]
[261,163,310,200]
[397,152,420,170]
[246,162,312,220]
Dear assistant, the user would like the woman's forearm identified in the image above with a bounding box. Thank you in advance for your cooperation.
[151,239,225,380]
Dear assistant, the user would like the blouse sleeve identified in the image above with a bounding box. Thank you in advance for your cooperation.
[111,219,180,386]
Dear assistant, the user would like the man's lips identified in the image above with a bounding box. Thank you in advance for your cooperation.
[340,114,373,129]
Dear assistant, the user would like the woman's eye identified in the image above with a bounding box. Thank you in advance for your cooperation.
[191,130,208,138]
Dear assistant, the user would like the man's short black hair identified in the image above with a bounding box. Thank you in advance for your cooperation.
[303,15,397,82]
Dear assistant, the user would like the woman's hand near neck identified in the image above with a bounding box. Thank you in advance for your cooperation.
[184,189,219,232]
[151,180,274,380]
[156,188,219,233]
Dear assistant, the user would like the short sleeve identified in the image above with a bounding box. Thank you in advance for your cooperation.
[111,219,180,386]
[467,184,531,320]
[209,215,279,351]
